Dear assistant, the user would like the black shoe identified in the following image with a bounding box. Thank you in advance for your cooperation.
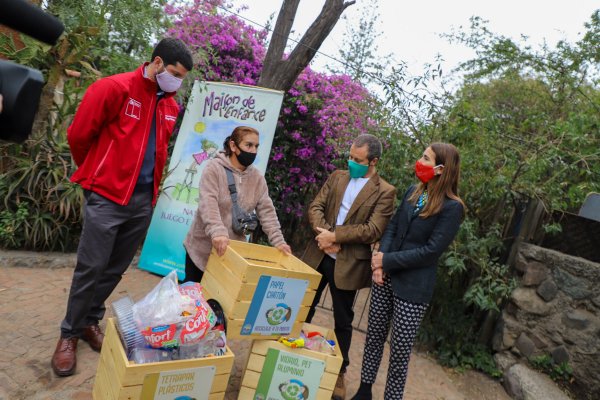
[350,382,372,400]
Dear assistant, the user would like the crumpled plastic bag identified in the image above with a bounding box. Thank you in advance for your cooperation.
[132,270,196,328]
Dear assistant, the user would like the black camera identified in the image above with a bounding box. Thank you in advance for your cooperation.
[233,211,259,236]
[0,61,44,143]
[0,0,65,143]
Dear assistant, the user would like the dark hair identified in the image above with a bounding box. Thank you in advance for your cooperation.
[223,126,260,156]
[151,38,193,71]
[353,134,382,161]
[409,142,465,218]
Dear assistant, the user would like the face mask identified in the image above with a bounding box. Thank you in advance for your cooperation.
[348,160,369,179]
[415,160,443,184]
[236,148,257,167]
[155,67,183,92]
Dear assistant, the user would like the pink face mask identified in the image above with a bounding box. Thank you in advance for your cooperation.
[156,68,183,92]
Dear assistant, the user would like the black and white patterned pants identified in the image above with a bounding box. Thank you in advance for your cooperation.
[360,275,428,399]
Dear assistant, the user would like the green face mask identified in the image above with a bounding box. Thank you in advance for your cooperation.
[348,159,369,178]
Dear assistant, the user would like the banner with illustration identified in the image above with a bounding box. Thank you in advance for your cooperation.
[254,348,324,400]
[139,81,284,279]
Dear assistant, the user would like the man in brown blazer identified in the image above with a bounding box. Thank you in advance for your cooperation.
[303,134,396,399]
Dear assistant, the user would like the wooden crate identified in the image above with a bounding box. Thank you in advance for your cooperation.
[93,318,234,400]
[201,240,322,340]
[239,322,343,400]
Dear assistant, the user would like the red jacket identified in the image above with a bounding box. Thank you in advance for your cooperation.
[68,63,179,206]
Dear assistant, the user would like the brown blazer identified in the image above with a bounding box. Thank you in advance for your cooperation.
[302,170,396,290]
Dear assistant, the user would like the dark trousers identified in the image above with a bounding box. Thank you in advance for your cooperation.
[183,251,204,283]
[305,255,357,373]
[60,187,153,338]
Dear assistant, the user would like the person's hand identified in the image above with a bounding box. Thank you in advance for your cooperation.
[371,251,383,271]
[316,227,336,249]
[276,243,292,255]
[372,267,385,285]
[212,236,229,256]
[322,243,341,254]
[0,94,3,114]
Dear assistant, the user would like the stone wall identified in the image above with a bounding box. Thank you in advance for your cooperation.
[0,250,76,269]
[492,243,600,399]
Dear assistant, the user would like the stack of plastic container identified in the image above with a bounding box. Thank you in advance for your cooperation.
[110,295,145,358]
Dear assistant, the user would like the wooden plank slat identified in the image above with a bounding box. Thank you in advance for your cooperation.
[203,258,244,301]
[202,269,237,315]
[238,386,257,399]
[316,387,335,400]
[208,245,248,281]
[222,240,321,286]
[103,318,129,382]
[240,368,261,389]
[93,361,118,399]
[244,352,265,372]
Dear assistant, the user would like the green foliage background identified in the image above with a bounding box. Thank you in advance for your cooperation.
[0,0,167,250]
[339,7,599,377]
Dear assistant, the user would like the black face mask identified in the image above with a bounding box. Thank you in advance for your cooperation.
[236,149,256,167]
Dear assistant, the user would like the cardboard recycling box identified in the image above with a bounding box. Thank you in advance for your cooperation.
[93,318,234,400]
[201,240,322,340]
[239,322,343,400]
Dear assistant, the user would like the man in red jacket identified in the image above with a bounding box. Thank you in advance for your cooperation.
[51,38,193,377]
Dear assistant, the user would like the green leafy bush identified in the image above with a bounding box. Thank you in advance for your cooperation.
[0,134,83,251]
[0,202,28,248]
[530,354,574,385]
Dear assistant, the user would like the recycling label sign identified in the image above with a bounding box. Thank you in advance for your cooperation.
[241,275,308,336]
[254,348,324,400]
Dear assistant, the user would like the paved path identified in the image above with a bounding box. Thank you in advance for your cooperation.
[0,265,509,400]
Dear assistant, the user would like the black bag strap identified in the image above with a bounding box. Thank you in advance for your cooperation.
[224,167,238,202]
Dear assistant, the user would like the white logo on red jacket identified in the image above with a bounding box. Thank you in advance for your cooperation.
[164,115,177,122]
[124,98,141,120]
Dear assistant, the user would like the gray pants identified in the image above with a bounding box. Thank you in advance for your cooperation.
[60,187,153,338]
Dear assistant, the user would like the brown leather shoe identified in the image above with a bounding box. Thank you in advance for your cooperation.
[332,372,346,400]
[51,337,78,377]
[82,324,104,352]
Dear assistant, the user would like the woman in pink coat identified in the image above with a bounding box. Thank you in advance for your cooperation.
[183,126,291,282]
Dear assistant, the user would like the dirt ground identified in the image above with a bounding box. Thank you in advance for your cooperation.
[404,354,511,400]
[0,265,511,399]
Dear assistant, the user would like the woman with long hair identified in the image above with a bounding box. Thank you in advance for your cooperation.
[183,126,291,283]
[351,142,465,399]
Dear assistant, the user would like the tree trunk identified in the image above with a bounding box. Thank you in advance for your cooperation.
[258,0,355,91]
[31,65,62,138]
[31,35,70,139]
[259,0,300,88]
